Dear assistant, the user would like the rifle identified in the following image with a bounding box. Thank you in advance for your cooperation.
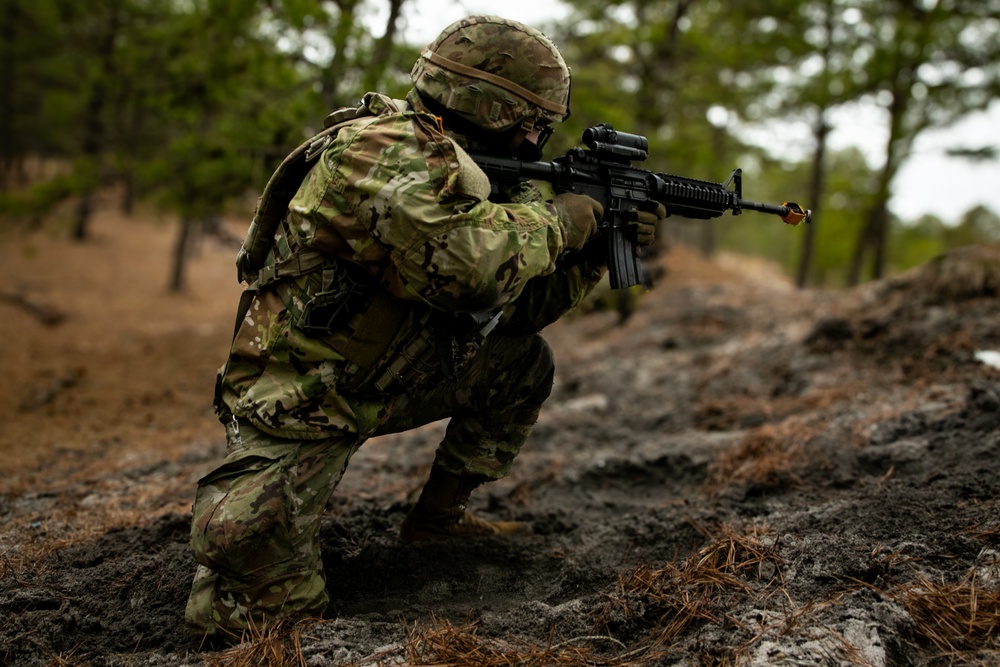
[470,124,810,289]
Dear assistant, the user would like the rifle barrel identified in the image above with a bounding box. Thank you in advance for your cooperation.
[740,200,789,216]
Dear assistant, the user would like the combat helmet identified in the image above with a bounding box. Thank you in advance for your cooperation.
[410,16,571,135]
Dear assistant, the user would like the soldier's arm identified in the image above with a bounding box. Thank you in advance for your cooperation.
[340,118,572,313]
[499,257,607,334]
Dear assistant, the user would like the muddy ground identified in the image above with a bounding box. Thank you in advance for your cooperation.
[1,211,999,666]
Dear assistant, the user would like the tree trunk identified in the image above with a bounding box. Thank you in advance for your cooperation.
[120,167,135,216]
[169,216,194,292]
[699,220,715,257]
[849,152,904,286]
[847,73,910,286]
[0,4,18,191]
[847,209,877,286]
[363,0,406,92]
[633,0,692,136]
[870,200,890,280]
[321,0,359,110]
[72,2,122,240]
[796,113,829,288]
[115,64,145,217]
[72,189,95,240]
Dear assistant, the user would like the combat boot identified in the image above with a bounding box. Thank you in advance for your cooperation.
[399,467,526,543]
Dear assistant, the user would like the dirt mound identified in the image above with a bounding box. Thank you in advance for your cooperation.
[2,217,999,665]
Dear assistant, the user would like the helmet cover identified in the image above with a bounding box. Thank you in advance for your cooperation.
[410,15,571,133]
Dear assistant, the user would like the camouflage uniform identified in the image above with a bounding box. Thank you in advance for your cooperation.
[186,16,605,636]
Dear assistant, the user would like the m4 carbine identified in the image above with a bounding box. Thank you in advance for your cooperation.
[470,124,810,289]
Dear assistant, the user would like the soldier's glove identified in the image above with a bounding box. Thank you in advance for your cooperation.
[629,202,668,247]
[552,193,604,250]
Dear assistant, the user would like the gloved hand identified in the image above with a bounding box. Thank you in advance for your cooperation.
[629,202,668,247]
[552,193,604,250]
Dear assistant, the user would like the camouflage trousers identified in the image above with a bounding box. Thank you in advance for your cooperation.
[185,332,554,636]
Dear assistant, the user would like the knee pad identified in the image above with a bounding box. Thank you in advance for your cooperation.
[190,456,297,578]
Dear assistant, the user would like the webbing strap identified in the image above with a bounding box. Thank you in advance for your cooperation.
[237,106,375,283]
[253,249,327,289]
[230,249,329,341]
[232,289,256,340]
[421,50,567,116]
[373,326,434,393]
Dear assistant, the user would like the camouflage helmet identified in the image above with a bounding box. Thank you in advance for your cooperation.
[410,16,571,133]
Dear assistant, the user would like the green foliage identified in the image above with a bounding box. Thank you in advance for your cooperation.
[127,0,323,217]
[0,0,411,221]
[0,175,80,221]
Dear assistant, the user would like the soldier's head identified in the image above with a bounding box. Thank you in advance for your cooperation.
[410,15,571,160]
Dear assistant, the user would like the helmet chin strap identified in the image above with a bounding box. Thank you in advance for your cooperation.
[505,118,534,154]
[507,118,553,161]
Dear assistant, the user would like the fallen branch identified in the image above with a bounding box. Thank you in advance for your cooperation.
[0,290,66,326]
[19,368,85,411]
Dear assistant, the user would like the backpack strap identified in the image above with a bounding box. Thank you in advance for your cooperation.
[236,103,373,284]
[229,94,406,341]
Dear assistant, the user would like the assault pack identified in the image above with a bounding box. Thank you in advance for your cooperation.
[235,95,391,287]
[226,94,500,396]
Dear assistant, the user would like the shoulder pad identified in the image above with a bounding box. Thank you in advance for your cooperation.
[361,92,405,116]
[445,137,491,202]
[323,93,407,129]
[323,103,369,129]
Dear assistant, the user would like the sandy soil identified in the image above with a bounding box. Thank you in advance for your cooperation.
[1,210,999,666]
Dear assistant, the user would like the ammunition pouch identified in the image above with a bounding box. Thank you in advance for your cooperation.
[295,262,501,395]
[297,262,371,336]
[337,306,500,395]
[232,243,504,398]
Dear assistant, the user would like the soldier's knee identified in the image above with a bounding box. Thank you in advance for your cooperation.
[517,334,555,405]
[190,462,296,576]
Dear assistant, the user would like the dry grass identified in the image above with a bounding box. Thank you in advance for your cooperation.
[705,424,806,491]
[894,571,1000,654]
[0,535,80,584]
[965,522,1000,543]
[595,523,783,654]
[202,619,312,667]
[42,646,90,667]
[915,244,1000,300]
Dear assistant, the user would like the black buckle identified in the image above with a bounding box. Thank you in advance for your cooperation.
[297,268,367,335]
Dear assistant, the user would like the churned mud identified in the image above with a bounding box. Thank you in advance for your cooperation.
[1,215,998,665]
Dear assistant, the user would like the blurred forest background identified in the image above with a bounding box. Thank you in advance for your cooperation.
[2,0,998,290]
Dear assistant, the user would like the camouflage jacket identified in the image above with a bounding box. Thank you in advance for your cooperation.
[217,91,605,440]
